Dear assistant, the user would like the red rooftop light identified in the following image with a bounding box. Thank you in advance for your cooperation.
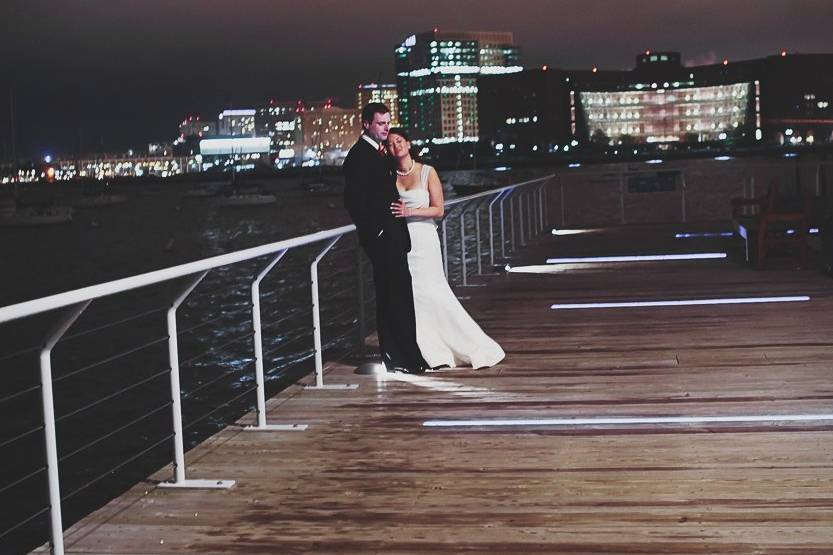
[592,66,598,73]
[781,50,787,57]
[542,64,548,71]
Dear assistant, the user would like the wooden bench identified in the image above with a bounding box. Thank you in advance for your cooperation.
[731,182,811,270]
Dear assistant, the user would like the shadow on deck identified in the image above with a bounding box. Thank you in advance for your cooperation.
[39,221,833,554]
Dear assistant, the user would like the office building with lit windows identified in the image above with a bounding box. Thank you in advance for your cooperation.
[299,100,361,165]
[478,67,575,156]
[395,30,521,145]
[357,83,399,126]
[218,109,257,137]
[477,51,833,154]
[691,53,833,147]
[579,53,755,146]
[256,100,304,165]
[173,116,217,157]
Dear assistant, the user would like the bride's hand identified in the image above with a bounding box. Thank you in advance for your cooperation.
[390,200,409,218]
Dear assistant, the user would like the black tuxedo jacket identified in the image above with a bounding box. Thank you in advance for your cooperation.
[343,137,411,254]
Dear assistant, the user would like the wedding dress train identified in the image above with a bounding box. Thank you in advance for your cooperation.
[398,164,505,369]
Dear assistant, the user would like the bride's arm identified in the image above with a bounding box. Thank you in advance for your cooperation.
[390,167,445,219]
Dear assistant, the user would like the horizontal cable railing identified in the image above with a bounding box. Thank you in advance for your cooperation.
[0,174,555,555]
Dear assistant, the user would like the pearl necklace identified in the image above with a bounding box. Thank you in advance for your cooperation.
[396,158,416,176]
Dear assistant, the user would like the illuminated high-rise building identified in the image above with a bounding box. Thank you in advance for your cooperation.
[395,30,521,144]
[357,83,399,126]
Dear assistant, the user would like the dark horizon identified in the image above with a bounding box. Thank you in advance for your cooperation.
[2,0,833,160]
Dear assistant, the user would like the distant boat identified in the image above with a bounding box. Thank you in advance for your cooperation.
[183,184,221,198]
[216,192,277,207]
[71,194,128,208]
[304,180,342,196]
[0,204,73,227]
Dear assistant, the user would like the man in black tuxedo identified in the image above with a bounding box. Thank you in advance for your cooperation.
[343,102,428,374]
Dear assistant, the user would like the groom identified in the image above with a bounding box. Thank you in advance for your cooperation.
[343,102,428,374]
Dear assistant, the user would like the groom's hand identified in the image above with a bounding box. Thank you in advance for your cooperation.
[390,200,409,218]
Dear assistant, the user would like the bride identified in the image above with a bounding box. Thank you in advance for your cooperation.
[387,128,505,369]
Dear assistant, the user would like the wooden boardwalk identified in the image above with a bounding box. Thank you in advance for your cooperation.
[40,223,833,554]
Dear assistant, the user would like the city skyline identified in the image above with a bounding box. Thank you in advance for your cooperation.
[3,0,833,159]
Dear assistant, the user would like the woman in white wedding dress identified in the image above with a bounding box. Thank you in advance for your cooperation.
[387,128,505,369]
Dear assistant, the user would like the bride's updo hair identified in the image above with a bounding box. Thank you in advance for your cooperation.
[387,127,410,142]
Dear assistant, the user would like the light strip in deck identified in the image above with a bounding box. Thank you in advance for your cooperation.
[424,413,833,428]
[674,231,734,238]
[546,252,727,264]
[551,295,810,309]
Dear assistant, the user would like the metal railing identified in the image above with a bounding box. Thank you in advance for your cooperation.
[0,173,555,554]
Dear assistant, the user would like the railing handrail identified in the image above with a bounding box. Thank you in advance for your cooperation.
[444,174,555,207]
[0,174,555,326]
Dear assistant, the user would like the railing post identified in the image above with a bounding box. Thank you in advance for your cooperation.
[306,236,358,390]
[681,171,687,223]
[459,210,467,285]
[538,185,545,234]
[510,194,517,251]
[499,189,510,258]
[560,179,566,227]
[160,271,234,489]
[246,250,308,432]
[475,203,482,275]
[517,192,526,246]
[488,190,504,268]
[39,301,91,555]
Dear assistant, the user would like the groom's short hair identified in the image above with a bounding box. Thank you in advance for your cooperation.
[361,102,389,124]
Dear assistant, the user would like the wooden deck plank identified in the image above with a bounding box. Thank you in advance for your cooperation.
[37,223,833,554]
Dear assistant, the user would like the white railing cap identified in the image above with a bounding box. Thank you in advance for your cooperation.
[0,225,355,324]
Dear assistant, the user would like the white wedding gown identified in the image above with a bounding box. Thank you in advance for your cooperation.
[398,164,505,369]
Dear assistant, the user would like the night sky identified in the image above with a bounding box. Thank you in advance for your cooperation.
[2,0,832,160]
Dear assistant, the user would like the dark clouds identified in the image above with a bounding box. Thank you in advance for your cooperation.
[1,0,831,158]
